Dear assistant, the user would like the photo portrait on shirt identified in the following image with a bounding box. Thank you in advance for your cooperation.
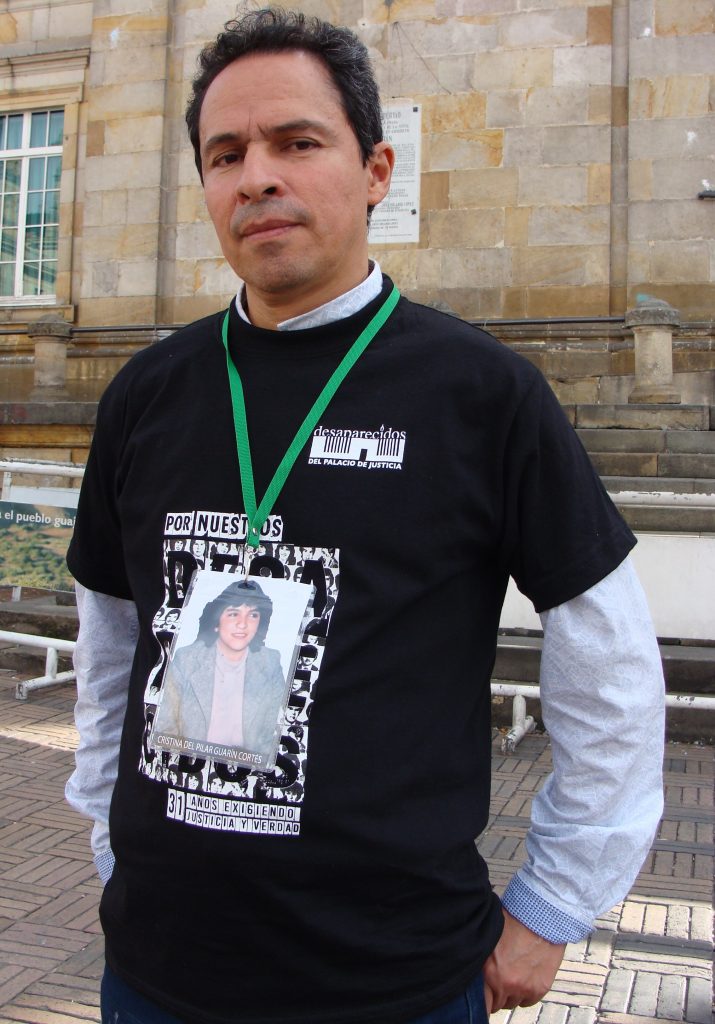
[150,571,314,772]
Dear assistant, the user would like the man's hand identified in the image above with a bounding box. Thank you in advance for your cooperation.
[482,909,566,1014]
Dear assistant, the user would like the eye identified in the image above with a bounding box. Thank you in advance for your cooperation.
[215,151,240,166]
[287,139,318,152]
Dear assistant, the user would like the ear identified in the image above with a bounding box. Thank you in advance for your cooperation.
[366,141,395,208]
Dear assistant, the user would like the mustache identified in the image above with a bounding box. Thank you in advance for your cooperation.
[230,200,309,237]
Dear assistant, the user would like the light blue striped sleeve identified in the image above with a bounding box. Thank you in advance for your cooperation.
[502,557,665,943]
[65,583,138,884]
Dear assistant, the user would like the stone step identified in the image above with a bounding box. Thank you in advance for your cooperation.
[591,452,659,476]
[493,636,715,743]
[658,453,715,478]
[577,428,715,456]
[603,475,715,495]
[495,636,715,692]
[0,595,78,642]
[616,503,715,534]
[665,430,715,455]
[589,451,715,479]
[574,405,711,430]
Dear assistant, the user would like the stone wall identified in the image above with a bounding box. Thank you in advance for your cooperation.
[626,0,714,318]
[0,0,713,330]
[79,0,170,325]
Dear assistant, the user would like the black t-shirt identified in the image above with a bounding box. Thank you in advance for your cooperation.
[68,278,635,1024]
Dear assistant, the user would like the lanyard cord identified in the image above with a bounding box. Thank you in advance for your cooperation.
[221,284,400,549]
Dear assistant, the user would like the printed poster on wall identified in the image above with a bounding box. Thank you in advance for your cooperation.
[368,103,422,245]
[0,501,76,591]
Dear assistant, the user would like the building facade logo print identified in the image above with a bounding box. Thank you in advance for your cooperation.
[308,425,407,470]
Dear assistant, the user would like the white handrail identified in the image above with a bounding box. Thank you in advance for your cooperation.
[0,630,76,699]
[492,679,715,711]
[0,459,85,478]
[0,629,76,653]
[3,462,715,505]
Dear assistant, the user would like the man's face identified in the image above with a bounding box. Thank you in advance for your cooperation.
[216,603,260,660]
[199,50,393,315]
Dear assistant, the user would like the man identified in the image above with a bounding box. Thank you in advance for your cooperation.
[66,8,664,1024]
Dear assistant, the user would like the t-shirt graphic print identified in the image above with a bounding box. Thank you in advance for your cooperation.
[139,509,339,838]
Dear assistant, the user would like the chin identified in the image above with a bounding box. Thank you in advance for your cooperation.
[236,250,328,293]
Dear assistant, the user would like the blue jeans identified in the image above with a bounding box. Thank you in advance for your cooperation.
[101,964,488,1024]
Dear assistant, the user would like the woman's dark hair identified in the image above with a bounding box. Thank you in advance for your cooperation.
[198,579,273,651]
[185,7,383,180]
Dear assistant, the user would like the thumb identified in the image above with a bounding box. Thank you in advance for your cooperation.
[483,979,494,1016]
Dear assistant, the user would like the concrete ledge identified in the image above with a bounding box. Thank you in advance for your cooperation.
[577,428,667,453]
[579,429,715,456]
[590,452,659,476]
[658,453,715,478]
[0,401,97,425]
[602,475,715,494]
[665,430,715,455]
[575,405,711,430]
[494,635,715,694]
[618,505,715,533]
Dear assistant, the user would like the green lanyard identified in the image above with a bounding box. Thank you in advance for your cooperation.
[221,284,400,552]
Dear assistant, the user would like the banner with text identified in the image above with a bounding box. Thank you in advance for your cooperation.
[0,501,76,591]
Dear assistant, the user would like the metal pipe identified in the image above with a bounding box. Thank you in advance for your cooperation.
[16,670,76,700]
[0,459,85,477]
[45,645,58,678]
[491,680,715,711]
[10,462,714,505]
[501,694,536,753]
[2,634,712,709]
[0,629,76,653]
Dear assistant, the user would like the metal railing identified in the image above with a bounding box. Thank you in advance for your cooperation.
[1,460,713,739]
[0,629,76,700]
[492,680,715,753]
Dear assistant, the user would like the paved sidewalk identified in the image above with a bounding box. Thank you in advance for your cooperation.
[0,672,712,1024]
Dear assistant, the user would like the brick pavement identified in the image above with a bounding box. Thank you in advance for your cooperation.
[0,671,712,1024]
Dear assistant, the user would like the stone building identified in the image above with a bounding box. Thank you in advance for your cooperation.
[0,0,713,464]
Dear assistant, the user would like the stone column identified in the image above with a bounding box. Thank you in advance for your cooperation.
[29,314,72,397]
[625,296,681,405]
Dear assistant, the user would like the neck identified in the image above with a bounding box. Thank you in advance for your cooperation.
[217,641,249,664]
[244,263,372,330]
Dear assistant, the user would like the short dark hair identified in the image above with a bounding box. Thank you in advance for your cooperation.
[185,7,383,180]
[198,579,273,651]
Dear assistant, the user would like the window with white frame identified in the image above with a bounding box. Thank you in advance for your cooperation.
[0,109,63,301]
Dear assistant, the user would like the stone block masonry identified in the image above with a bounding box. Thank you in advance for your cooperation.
[0,0,711,332]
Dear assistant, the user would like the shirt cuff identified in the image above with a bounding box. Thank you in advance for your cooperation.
[95,848,115,885]
[502,874,593,944]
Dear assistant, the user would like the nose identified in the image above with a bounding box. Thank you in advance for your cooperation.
[236,143,280,203]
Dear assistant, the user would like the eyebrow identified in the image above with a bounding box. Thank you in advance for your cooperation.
[202,119,338,155]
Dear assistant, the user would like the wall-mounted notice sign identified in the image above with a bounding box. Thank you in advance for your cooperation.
[368,104,422,245]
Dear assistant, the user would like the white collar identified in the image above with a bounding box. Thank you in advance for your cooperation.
[234,261,383,331]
